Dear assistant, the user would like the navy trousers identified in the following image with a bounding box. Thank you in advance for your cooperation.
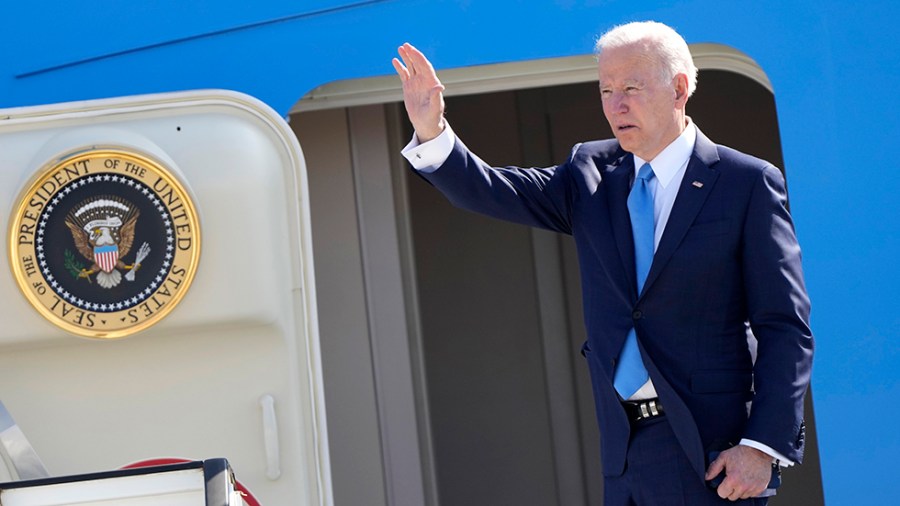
[603,417,769,506]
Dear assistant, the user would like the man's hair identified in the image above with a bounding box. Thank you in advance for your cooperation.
[595,21,698,97]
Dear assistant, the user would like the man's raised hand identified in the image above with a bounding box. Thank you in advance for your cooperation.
[392,43,446,142]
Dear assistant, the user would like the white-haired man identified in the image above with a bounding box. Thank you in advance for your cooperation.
[393,21,813,505]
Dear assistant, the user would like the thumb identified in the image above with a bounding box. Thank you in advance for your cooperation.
[705,454,726,480]
[430,84,445,101]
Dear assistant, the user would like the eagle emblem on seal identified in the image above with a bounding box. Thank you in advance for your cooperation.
[64,195,151,289]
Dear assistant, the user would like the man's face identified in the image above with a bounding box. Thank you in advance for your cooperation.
[597,43,686,161]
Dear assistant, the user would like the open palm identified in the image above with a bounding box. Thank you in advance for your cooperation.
[392,43,446,142]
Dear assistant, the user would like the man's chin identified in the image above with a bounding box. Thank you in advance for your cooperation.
[614,137,638,154]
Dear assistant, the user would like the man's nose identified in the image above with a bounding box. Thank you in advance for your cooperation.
[611,93,629,113]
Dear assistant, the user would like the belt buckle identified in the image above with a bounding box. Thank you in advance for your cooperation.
[626,398,662,422]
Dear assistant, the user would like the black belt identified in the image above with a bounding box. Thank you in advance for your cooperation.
[622,398,664,422]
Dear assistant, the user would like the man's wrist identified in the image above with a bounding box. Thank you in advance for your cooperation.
[739,439,794,467]
[414,118,446,144]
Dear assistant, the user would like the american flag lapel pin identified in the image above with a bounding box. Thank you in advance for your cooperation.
[692,181,704,188]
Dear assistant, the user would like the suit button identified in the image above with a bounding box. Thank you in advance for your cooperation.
[632,310,643,320]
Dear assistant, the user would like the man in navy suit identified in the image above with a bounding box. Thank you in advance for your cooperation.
[392,21,813,505]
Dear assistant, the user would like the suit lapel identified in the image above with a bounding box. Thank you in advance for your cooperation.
[604,154,638,300]
[640,129,720,298]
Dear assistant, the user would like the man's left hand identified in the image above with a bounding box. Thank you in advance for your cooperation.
[705,445,772,501]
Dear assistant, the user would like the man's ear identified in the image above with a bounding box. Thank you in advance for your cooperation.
[674,73,690,106]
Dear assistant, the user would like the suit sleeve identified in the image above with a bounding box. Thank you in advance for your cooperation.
[417,136,576,235]
[741,165,814,463]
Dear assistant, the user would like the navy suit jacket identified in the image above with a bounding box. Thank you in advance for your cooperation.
[418,128,814,481]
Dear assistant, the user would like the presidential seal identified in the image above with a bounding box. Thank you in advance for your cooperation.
[9,149,201,338]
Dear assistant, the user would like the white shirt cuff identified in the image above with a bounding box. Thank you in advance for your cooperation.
[401,123,456,172]
[739,439,794,467]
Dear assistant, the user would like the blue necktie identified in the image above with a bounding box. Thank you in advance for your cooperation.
[614,163,655,399]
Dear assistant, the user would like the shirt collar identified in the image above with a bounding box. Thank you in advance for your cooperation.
[633,120,696,189]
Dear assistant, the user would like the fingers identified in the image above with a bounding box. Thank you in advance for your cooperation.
[718,478,765,501]
[391,57,408,80]
[704,456,724,481]
[393,43,445,95]
[707,447,769,501]
[399,43,418,75]
[392,43,413,82]
[717,471,768,501]
[394,43,416,79]
[397,43,437,78]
